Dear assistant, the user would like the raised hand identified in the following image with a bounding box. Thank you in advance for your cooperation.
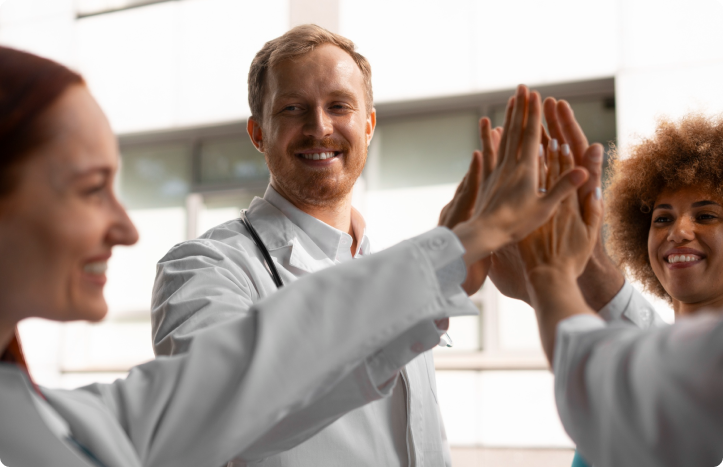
[517,130,603,359]
[452,85,589,269]
[543,98,624,310]
[439,119,503,294]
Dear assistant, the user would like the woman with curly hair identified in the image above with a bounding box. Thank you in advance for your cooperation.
[518,114,723,467]
[606,114,723,315]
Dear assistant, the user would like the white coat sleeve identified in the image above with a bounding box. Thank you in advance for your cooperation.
[553,313,723,467]
[80,227,476,467]
[597,280,666,329]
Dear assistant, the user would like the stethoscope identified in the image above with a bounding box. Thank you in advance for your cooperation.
[240,210,452,347]
[241,210,284,288]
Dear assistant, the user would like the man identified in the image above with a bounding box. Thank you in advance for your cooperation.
[152,25,461,466]
[150,26,586,466]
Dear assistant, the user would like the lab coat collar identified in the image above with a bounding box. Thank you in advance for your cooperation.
[261,185,371,262]
[245,193,335,274]
[243,186,372,275]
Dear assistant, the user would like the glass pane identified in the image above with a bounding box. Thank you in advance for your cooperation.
[198,190,265,235]
[490,96,616,149]
[372,111,480,190]
[199,136,269,186]
[119,143,192,209]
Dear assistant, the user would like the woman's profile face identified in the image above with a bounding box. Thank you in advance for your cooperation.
[0,85,138,324]
[648,186,723,312]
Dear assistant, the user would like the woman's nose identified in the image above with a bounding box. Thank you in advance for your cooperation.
[667,216,696,243]
[107,196,139,247]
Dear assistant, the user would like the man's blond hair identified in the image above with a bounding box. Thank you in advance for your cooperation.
[248,24,373,120]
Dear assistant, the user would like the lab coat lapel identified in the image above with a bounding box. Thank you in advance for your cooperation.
[0,365,96,467]
[245,197,335,274]
[43,388,142,467]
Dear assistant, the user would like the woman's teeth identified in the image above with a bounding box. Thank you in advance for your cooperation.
[84,262,108,275]
[667,254,700,264]
[301,152,335,160]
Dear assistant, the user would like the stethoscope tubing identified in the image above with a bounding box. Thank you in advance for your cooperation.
[241,210,285,288]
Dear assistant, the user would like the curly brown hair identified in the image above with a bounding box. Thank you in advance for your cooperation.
[605,114,723,300]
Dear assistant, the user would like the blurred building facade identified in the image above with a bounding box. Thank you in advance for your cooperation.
[3,0,723,465]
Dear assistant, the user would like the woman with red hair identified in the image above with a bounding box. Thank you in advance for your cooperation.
[0,47,473,467]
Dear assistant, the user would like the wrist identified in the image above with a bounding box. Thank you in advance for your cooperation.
[526,266,578,295]
[577,241,624,311]
[453,218,508,267]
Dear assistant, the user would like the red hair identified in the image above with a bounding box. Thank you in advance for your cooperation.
[0,47,83,369]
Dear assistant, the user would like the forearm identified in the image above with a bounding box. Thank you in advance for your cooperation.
[577,241,624,311]
[526,267,596,363]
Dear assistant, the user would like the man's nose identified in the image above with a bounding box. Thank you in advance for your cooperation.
[667,216,696,243]
[303,107,333,139]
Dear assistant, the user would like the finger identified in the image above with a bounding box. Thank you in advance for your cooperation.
[582,188,604,248]
[556,100,589,165]
[502,85,529,167]
[541,167,588,211]
[435,318,450,331]
[538,143,547,193]
[480,118,497,181]
[519,90,542,166]
[543,97,567,146]
[540,123,550,148]
[560,140,574,174]
[578,143,604,203]
[496,96,516,167]
[491,127,503,153]
[546,137,561,188]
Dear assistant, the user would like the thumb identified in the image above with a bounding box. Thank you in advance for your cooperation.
[542,167,588,208]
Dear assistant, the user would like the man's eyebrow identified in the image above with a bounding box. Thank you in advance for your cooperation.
[327,89,359,101]
[652,204,672,211]
[274,89,359,102]
[692,200,720,208]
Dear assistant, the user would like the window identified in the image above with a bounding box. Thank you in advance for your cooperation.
[76,0,172,18]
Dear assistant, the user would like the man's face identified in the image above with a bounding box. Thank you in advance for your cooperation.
[250,44,375,207]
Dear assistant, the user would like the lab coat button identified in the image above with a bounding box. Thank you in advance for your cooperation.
[428,237,447,251]
[411,343,424,353]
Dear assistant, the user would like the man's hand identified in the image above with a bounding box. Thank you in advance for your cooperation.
[439,120,503,295]
[452,85,588,268]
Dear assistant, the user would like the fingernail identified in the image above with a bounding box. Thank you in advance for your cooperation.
[595,187,602,200]
[561,144,570,156]
[539,144,544,157]
[589,149,603,162]
[549,138,559,152]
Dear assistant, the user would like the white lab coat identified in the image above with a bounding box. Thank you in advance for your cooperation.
[554,288,723,466]
[0,227,476,467]
[151,192,473,466]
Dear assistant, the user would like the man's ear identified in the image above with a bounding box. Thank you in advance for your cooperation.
[366,108,377,147]
[247,118,264,153]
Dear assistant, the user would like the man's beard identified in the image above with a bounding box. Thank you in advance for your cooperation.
[265,136,366,208]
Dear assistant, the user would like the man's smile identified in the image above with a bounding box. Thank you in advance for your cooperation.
[295,148,343,164]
